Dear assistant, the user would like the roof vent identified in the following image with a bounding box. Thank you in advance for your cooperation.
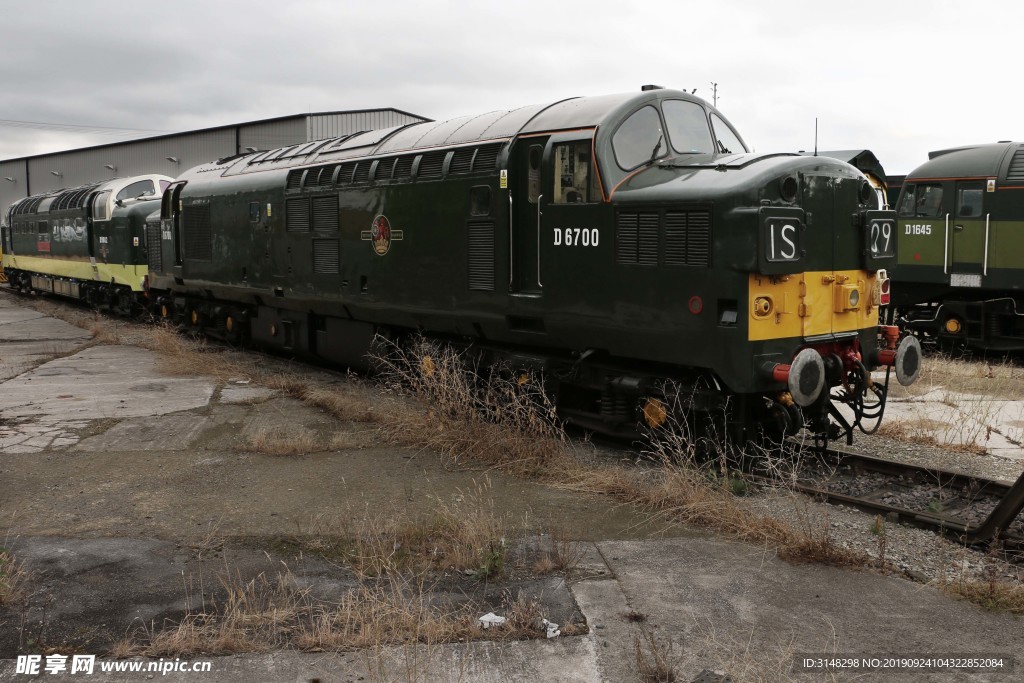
[641,84,664,91]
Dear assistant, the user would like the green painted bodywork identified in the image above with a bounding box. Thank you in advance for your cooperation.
[149,90,886,403]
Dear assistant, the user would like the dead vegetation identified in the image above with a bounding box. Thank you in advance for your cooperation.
[634,627,677,682]
[111,484,579,657]
[0,547,27,606]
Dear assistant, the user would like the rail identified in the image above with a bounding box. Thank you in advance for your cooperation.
[767,446,1024,552]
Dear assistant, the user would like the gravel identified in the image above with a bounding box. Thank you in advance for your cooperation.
[747,433,1024,588]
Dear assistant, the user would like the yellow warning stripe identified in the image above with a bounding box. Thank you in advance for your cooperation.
[1,254,146,291]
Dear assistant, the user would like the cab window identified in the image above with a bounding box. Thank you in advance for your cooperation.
[553,141,597,203]
[897,183,944,218]
[612,105,663,171]
[663,100,714,155]
[957,184,984,218]
[92,191,111,221]
[115,180,156,202]
[710,113,747,154]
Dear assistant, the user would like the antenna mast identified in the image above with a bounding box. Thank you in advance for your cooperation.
[709,82,719,107]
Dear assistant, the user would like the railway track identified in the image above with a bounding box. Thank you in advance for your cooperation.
[765,445,1024,555]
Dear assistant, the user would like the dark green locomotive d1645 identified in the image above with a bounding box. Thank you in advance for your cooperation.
[892,142,1024,350]
[2,175,172,313]
[149,88,919,442]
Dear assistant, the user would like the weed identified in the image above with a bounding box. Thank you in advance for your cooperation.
[634,627,676,682]
[0,547,27,605]
[232,427,320,457]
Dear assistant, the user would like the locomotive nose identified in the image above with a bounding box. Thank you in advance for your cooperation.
[769,348,825,407]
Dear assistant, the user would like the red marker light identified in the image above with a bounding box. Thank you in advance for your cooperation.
[688,296,703,315]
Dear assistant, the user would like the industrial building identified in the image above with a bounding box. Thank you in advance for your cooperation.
[0,108,430,215]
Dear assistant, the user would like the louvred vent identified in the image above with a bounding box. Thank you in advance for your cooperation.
[450,149,474,174]
[286,169,305,190]
[467,220,495,291]
[418,152,446,178]
[393,156,414,179]
[313,239,340,274]
[473,143,502,171]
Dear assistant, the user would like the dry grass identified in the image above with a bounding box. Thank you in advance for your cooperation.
[288,480,515,579]
[232,427,320,457]
[889,352,1024,401]
[0,547,28,605]
[373,338,568,478]
[112,569,551,658]
[634,627,677,682]
[938,560,1024,614]
[874,349,1024,453]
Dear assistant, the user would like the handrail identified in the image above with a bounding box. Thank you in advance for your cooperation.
[943,213,950,275]
[983,213,991,276]
[508,193,514,291]
[536,194,543,289]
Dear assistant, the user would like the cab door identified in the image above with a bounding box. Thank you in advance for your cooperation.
[509,137,548,296]
[950,181,986,285]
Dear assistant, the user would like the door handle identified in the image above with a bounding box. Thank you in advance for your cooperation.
[954,224,965,232]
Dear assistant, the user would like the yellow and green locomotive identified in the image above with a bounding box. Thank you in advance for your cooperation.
[892,142,1024,350]
[2,174,172,313]
[146,88,918,441]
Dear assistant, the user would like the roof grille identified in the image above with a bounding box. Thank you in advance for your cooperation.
[393,155,415,179]
[418,151,446,178]
[286,197,310,232]
[311,165,336,187]
[467,220,495,291]
[353,161,371,183]
[313,239,340,274]
[664,210,711,266]
[375,157,396,180]
[286,169,305,190]
[337,162,356,184]
[473,143,502,172]
[450,149,474,174]
[312,195,339,232]
[1007,148,1024,182]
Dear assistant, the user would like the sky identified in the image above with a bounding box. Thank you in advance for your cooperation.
[0,0,1018,175]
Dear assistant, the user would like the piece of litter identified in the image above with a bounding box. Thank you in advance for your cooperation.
[478,612,507,629]
[542,618,560,638]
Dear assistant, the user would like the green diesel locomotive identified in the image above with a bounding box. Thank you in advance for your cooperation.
[2,174,172,313]
[893,142,1024,350]
[147,88,914,441]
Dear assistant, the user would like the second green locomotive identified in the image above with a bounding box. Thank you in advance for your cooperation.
[892,142,1024,350]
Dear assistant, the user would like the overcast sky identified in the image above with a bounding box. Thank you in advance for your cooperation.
[0,1,1017,175]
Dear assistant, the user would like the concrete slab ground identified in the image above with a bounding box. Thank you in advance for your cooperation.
[1,293,1023,682]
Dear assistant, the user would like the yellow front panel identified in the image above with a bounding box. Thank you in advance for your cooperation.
[748,269,879,341]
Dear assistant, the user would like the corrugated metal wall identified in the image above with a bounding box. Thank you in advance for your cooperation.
[0,160,27,220]
[24,128,237,198]
[0,110,429,220]
[307,110,427,141]
[238,118,308,152]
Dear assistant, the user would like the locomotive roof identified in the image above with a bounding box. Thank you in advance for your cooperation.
[908,142,1022,179]
[221,90,711,175]
[807,150,887,185]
